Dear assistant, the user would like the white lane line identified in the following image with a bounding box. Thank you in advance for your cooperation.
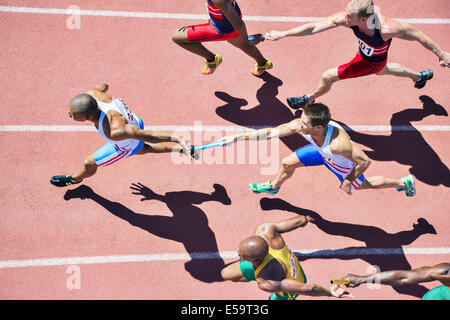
[1,247,449,268]
[0,125,449,132]
[1,6,449,24]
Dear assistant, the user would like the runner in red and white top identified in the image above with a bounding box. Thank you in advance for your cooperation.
[264,0,450,109]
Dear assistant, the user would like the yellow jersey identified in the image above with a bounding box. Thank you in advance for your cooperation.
[254,245,306,300]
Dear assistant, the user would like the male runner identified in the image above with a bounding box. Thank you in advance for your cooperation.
[342,263,450,300]
[264,0,450,109]
[219,102,415,196]
[50,83,195,187]
[221,214,353,299]
[172,0,272,76]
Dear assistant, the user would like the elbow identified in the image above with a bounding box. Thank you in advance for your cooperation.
[364,158,372,169]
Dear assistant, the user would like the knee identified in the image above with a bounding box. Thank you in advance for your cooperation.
[281,158,295,171]
[221,267,232,281]
[172,28,187,44]
[322,69,339,83]
[83,157,97,171]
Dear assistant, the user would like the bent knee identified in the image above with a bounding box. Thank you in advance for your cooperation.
[281,157,298,170]
[83,156,97,170]
[322,69,340,82]
[172,27,188,44]
[221,267,237,281]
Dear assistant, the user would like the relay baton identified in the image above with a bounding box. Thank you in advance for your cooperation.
[248,34,265,44]
[193,139,227,152]
[330,279,350,285]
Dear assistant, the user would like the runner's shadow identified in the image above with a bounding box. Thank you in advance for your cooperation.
[259,197,437,298]
[64,184,232,283]
[215,72,308,151]
[335,95,450,187]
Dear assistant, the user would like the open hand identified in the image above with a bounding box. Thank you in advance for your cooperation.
[439,51,450,68]
[330,285,354,298]
[265,30,285,41]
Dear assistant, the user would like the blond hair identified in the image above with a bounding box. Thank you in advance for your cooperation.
[348,0,374,17]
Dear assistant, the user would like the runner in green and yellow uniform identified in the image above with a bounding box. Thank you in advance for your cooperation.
[221,214,353,299]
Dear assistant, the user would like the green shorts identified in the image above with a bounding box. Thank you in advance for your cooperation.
[239,260,305,300]
[422,285,450,300]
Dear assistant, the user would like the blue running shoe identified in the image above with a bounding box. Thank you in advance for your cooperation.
[414,69,433,89]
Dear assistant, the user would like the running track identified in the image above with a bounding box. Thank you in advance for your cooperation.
[0,0,449,300]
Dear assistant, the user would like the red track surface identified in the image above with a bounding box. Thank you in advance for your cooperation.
[0,1,449,300]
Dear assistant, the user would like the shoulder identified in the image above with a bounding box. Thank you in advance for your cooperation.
[329,127,352,154]
[329,11,349,26]
[87,88,113,104]
[380,15,412,39]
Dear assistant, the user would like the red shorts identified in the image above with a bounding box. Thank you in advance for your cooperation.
[338,51,387,79]
[186,21,240,43]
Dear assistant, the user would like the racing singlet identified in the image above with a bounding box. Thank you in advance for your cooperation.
[301,121,363,188]
[207,0,241,33]
[254,246,307,300]
[95,98,142,151]
[351,15,391,62]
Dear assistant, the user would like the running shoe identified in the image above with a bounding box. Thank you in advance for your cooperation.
[286,95,313,110]
[249,180,280,195]
[396,175,416,197]
[50,175,82,187]
[250,60,273,76]
[414,69,433,89]
[202,54,222,75]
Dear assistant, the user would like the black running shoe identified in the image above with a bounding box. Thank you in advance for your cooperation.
[50,175,82,187]
[190,146,199,160]
[286,95,311,109]
[414,69,433,89]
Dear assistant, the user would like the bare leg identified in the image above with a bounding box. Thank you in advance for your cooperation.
[72,153,98,182]
[221,261,250,282]
[376,63,421,81]
[308,67,340,101]
[227,36,267,65]
[172,26,216,61]
[272,152,305,189]
[357,176,404,190]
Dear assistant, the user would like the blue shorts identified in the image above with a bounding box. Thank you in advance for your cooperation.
[94,116,145,167]
[295,144,365,188]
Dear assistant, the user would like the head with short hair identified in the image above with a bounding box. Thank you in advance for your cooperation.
[68,94,99,122]
[345,0,375,26]
[238,235,269,263]
[302,102,331,127]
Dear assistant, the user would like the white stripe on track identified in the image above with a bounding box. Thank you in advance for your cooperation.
[0,6,449,24]
[1,125,450,132]
[1,247,449,268]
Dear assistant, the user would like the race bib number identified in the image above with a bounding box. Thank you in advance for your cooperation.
[288,249,298,279]
[118,99,134,122]
[358,39,374,57]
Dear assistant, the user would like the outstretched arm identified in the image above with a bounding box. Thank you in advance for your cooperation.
[220,119,302,146]
[105,115,191,154]
[257,279,353,298]
[254,215,313,250]
[265,12,347,40]
[387,19,450,68]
